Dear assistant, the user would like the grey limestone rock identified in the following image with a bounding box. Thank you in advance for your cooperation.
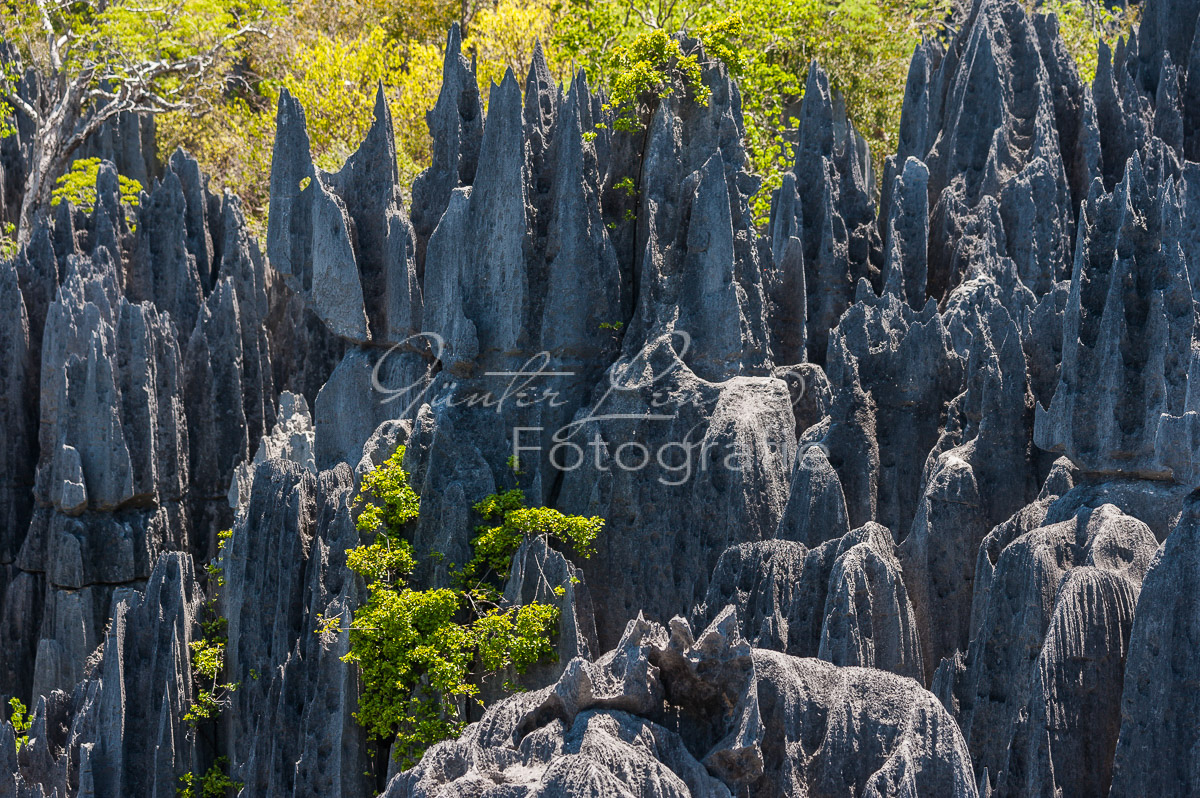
[266,88,370,342]
[0,256,35,561]
[818,522,924,680]
[902,290,1038,680]
[1109,490,1200,797]
[955,504,1158,795]
[385,609,977,798]
[556,339,795,648]
[775,443,850,548]
[918,0,1079,298]
[691,539,811,655]
[822,286,963,535]
[778,63,881,363]
[410,24,482,270]
[4,552,202,798]
[223,461,372,798]
[1035,153,1193,480]
[7,6,1200,797]
[228,391,316,510]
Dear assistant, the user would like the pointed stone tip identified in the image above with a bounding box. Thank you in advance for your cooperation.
[806,59,829,88]
[901,156,929,182]
[370,82,393,131]
[446,22,462,57]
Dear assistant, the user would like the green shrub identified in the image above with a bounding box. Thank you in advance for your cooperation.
[7,697,30,752]
[334,447,604,768]
[184,530,239,727]
[178,757,241,798]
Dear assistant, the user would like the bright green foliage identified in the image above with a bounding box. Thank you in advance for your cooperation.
[0,224,18,261]
[553,0,950,220]
[605,28,706,132]
[189,639,226,682]
[339,455,604,768]
[1034,0,1139,84]
[356,447,421,536]
[184,530,239,727]
[0,64,17,141]
[464,490,603,587]
[50,158,143,213]
[178,757,241,798]
[7,697,30,752]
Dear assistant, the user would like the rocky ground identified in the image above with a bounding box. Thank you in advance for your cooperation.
[3,0,1200,795]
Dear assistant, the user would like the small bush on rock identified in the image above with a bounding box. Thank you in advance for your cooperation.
[331,447,604,768]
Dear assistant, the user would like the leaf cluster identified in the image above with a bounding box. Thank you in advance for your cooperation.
[604,28,705,132]
[50,157,142,213]
[178,757,241,798]
[6,697,30,752]
[339,453,603,769]
[183,530,239,727]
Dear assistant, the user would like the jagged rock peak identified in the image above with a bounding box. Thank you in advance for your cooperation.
[388,609,978,797]
[1035,152,1193,480]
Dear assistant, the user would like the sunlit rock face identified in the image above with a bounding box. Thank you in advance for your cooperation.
[4,0,1200,794]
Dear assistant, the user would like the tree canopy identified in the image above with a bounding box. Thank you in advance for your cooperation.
[0,0,281,242]
[0,0,1139,241]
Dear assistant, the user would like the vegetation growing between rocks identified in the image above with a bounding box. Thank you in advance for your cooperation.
[179,529,241,797]
[1033,0,1140,83]
[177,757,240,798]
[328,447,604,768]
[6,698,30,752]
[50,158,144,231]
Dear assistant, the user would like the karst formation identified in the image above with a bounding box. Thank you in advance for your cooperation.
[2,0,1200,795]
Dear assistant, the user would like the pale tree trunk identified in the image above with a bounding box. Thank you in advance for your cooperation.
[15,77,86,246]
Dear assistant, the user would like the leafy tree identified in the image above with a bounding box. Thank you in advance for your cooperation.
[0,0,282,244]
[554,0,951,220]
[158,0,564,233]
[330,447,603,768]
[50,157,142,212]
[1033,0,1139,83]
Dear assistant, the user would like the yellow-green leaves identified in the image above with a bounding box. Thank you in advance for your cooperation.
[341,454,604,769]
[50,158,142,213]
[184,529,238,728]
[464,489,604,588]
[346,538,417,585]
[177,757,241,798]
[6,698,30,752]
[356,447,420,535]
[188,639,226,682]
[607,27,707,132]
[1034,0,1139,84]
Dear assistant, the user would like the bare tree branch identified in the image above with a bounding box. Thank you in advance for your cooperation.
[2,89,42,126]
[33,0,61,72]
